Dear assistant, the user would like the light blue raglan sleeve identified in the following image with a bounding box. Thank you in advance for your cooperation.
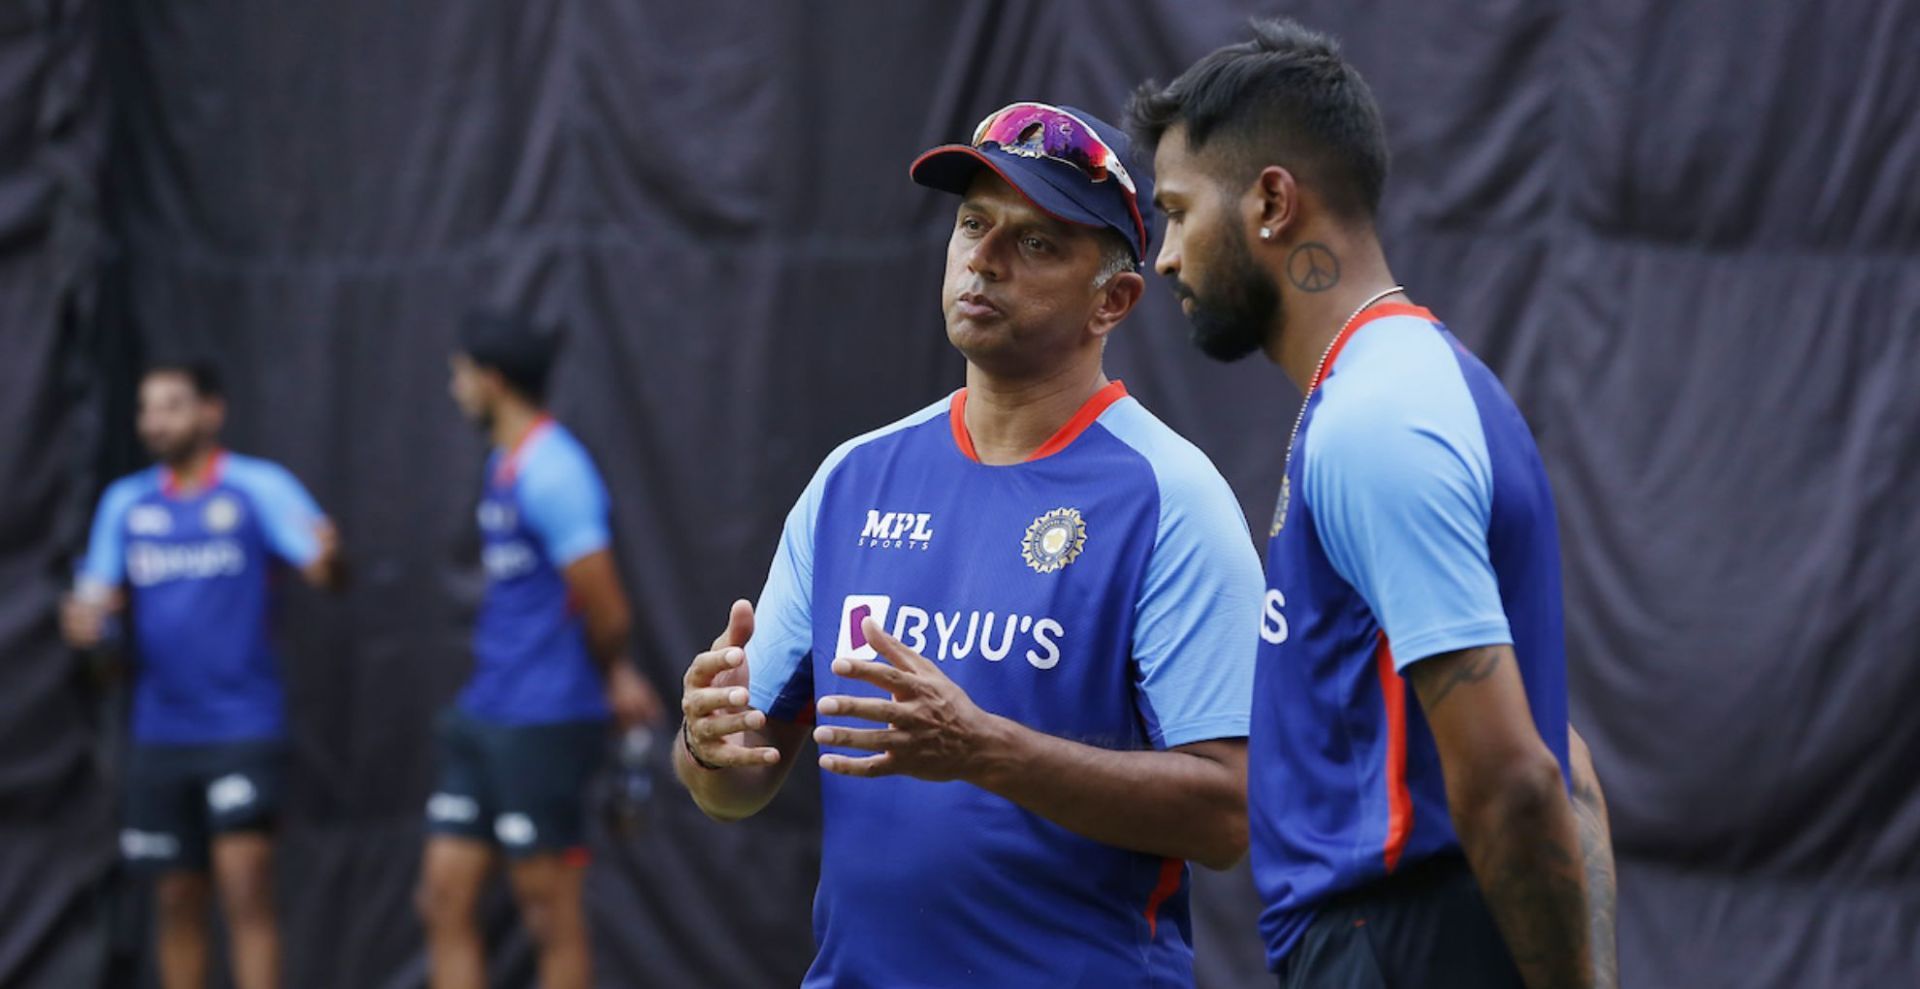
[228,458,326,567]
[746,457,831,720]
[747,398,949,719]
[1109,408,1264,749]
[1302,343,1512,670]
[518,440,612,568]
[77,475,147,591]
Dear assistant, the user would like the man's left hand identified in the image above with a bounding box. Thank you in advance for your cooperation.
[813,617,1004,782]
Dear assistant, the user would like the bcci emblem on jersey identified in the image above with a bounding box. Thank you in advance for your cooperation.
[1270,476,1291,538]
[1022,508,1087,574]
[203,495,242,534]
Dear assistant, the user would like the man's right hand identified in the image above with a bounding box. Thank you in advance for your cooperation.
[679,600,783,770]
[60,589,114,650]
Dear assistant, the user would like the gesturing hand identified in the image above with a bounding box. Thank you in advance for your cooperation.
[813,617,1005,782]
[679,600,782,769]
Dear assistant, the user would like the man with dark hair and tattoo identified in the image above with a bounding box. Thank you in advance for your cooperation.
[1130,18,1617,989]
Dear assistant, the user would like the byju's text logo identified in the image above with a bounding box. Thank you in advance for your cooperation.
[127,539,246,586]
[858,510,934,551]
[836,594,1064,670]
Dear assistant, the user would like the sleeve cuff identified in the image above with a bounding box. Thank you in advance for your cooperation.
[75,574,119,597]
[1155,715,1252,750]
[549,534,610,568]
[1389,618,1513,671]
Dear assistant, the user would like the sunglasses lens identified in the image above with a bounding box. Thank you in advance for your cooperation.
[973,103,1134,194]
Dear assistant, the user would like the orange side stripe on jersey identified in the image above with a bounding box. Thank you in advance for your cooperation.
[1143,856,1184,938]
[1376,633,1413,873]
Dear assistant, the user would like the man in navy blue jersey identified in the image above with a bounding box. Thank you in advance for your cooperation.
[674,102,1265,988]
[1131,18,1617,989]
[415,312,664,989]
[66,360,343,989]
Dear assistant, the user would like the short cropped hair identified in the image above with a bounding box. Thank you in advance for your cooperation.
[143,359,225,399]
[1127,18,1389,221]
[459,311,564,404]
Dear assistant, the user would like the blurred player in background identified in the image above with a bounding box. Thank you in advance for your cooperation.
[1131,19,1616,989]
[675,102,1262,987]
[63,361,343,989]
[417,312,664,989]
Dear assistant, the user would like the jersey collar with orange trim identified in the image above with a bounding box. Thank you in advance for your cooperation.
[948,380,1129,464]
[161,448,229,498]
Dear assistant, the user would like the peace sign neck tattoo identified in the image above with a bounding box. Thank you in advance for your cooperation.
[1286,242,1341,293]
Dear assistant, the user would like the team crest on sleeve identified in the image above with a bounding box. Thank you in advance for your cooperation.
[1022,508,1087,573]
[1270,477,1290,538]
[203,495,242,533]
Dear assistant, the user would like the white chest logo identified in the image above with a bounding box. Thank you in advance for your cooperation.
[858,510,935,550]
[478,501,517,532]
[128,505,172,536]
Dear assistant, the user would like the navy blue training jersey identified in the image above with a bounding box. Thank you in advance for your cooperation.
[79,451,324,745]
[1250,305,1572,967]
[460,418,612,725]
[749,382,1263,989]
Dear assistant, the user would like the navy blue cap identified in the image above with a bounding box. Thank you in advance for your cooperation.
[911,104,1151,265]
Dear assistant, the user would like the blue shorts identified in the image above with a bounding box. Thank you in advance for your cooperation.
[425,707,606,859]
[120,740,284,872]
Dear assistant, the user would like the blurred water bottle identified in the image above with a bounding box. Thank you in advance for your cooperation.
[613,725,655,836]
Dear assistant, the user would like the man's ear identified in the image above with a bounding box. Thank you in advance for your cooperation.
[1251,165,1300,245]
[1089,270,1146,340]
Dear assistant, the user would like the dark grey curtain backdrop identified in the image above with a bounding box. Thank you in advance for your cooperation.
[3,0,1915,986]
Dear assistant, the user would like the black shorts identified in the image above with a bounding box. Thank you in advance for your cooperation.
[425,707,606,859]
[120,740,285,873]
[1278,855,1526,989]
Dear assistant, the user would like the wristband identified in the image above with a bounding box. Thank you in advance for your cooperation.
[681,718,725,772]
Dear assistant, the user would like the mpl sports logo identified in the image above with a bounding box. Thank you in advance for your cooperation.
[836,594,1065,670]
[857,510,934,551]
